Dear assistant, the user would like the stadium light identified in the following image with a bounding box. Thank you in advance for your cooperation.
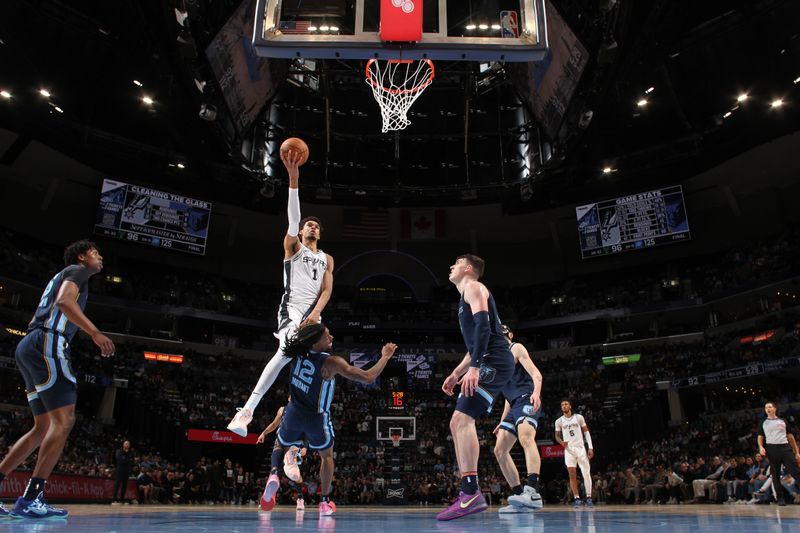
[645,87,654,94]
[176,163,186,169]
[142,96,154,105]
[794,76,800,84]
[478,24,489,30]
[319,25,330,31]
[602,167,614,174]
[770,99,784,108]
[491,24,501,30]
[736,93,748,102]
[723,111,732,118]
[39,89,51,98]
[133,80,143,87]
[0,90,11,99]
[54,106,64,113]
[308,26,318,32]
[636,99,648,107]
[465,24,476,30]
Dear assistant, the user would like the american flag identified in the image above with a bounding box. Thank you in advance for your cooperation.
[342,209,390,240]
[279,20,312,34]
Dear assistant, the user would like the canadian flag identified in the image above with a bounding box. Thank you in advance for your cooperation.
[401,209,445,240]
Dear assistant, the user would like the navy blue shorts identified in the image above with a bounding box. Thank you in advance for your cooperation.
[455,350,515,419]
[276,402,335,451]
[498,394,540,437]
[15,329,78,416]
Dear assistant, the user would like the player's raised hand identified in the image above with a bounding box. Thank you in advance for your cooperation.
[281,149,301,182]
[381,342,398,359]
[92,331,115,357]
[458,366,480,397]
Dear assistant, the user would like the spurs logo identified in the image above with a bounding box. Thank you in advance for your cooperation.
[391,0,414,14]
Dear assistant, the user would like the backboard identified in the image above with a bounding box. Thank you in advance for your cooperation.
[376,416,416,442]
[252,0,548,62]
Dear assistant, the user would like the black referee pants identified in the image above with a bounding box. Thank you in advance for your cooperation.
[765,443,800,502]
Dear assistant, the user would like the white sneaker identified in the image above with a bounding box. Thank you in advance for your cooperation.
[227,407,253,437]
[296,498,305,511]
[284,446,304,482]
[507,485,543,509]
[498,504,527,513]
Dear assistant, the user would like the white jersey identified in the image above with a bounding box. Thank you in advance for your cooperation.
[555,414,587,450]
[277,243,327,331]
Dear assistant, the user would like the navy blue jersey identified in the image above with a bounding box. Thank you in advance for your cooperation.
[458,289,509,360]
[504,342,535,400]
[28,265,92,341]
[288,350,335,414]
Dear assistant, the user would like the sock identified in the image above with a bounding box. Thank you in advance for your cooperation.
[460,473,479,495]
[527,473,540,491]
[23,478,46,500]
[511,484,524,495]
[271,448,285,474]
[321,495,330,503]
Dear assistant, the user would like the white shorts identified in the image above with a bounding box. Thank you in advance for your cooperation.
[564,446,590,470]
[274,304,320,351]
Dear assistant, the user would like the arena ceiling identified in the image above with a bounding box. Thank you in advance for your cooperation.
[0,0,798,211]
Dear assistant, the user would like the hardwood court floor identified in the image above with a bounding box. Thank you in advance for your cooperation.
[1,504,798,532]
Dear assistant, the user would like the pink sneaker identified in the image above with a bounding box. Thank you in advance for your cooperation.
[284,446,303,482]
[260,473,280,511]
[296,498,305,511]
[436,491,488,521]
[319,500,336,516]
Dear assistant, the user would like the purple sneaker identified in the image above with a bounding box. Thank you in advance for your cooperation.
[436,491,488,521]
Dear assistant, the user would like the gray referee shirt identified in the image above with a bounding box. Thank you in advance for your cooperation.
[759,417,789,445]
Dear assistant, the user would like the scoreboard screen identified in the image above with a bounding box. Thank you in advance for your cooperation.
[94,179,212,255]
[576,185,690,259]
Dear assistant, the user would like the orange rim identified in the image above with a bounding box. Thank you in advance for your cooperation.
[365,59,435,96]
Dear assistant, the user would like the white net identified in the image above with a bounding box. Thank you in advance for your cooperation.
[366,59,434,132]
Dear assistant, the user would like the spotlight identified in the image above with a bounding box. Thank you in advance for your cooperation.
[330,25,339,32]
[39,89,51,97]
[636,99,648,107]
[645,87,654,94]
[736,93,748,102]
[723,111,732,118]
[794,76,800,84]
[478,24,489,30]
[491,24,501,30]
[176,163,186,169]
[319,24,330,31]
[465,24,476,30]
[199,102,217,121]
[1,90,12,99]
[602,167,613,174]
[770,99,784,108]
[54,106,63,113]
[308,26,318,31]
[133,80,143,87]
[142,96,154,105]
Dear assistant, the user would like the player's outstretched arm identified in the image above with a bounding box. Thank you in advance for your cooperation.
[325,343,397,384]
[512,344,543,413]
[282,150,303,259]
[257,406,284,443]
[56,280,115,357]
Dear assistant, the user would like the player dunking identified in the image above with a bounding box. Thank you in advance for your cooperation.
[0,241,115,519]
[227,150,334,436]
[260,322,397,516]
[555,399,595,507]
[440,254,515,521]
[494,325,544,512]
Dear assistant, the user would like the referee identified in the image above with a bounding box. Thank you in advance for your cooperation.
[757,401,800,506]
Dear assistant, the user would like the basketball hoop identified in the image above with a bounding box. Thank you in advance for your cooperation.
[390,434,401,447]
[365,59,434,132]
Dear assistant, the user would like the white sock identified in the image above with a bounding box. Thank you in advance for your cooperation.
[242,354,292,412]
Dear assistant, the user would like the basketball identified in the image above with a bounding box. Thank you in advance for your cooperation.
[280,137,309,166]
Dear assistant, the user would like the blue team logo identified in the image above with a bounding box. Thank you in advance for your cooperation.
[479,364,497,383]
